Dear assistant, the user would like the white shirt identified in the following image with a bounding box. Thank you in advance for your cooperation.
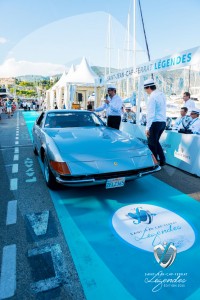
[95,94,122,116]
[146,90,166,130]
[183,99,196,114]
[123,111,136,122]
[188,117,200,134]
[172,115,191,130]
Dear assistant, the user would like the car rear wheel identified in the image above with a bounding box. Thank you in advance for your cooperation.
[43,154,58,189]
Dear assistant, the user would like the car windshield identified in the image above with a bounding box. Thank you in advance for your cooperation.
[44,112,105,128]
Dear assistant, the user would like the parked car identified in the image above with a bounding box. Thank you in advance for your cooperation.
[32,110,160,189]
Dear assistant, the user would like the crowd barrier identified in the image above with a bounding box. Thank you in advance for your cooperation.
[120,122,200,177]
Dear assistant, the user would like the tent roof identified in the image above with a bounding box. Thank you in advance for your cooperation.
[67,57,99,86]
[51,71,68,90]
[65,64,75,81]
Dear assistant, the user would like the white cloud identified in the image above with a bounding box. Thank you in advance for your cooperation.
[0,37,7,44]
[0,58,65,77]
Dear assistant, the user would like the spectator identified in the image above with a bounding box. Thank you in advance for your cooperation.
[122,104,136,123]
[0,101,2,120]
[87,101,93,111]
[6,98,12,118]
[182,92,196,114]
[172,107,191,131]
[188,109,200,134]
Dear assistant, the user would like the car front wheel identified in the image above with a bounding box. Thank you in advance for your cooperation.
[43,154,58,189]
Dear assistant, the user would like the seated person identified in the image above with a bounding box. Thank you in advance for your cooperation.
[172,107,191,131]
[122,104,136,123]
[140,113,147,126]
[165,117,172,130]
[188,109,200,134]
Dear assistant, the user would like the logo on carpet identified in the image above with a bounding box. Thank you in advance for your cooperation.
[154,242,177,268]
[112,204,195,252]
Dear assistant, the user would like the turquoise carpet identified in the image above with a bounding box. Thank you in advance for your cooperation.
[23,111,200,300]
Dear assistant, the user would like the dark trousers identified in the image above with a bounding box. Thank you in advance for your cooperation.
[107,115,121,130]
[148,121,166,162]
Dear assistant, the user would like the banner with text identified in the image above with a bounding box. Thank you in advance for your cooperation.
[106,46,200,82]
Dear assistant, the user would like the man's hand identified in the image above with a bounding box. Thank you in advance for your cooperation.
[145,129,150,137]
[104,99,110,104]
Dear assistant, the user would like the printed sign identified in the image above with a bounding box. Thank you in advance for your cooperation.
[107,46,200,82]
[112,204,195,252]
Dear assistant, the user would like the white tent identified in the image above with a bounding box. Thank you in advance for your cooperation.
[45,58,103,109]
[51,71,68,91]
[67,57,99,86]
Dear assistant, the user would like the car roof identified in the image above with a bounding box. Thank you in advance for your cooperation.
[46,109,90,113]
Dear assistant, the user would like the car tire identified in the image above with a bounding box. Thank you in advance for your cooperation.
[33,145,38,156]
[43,154,58,190]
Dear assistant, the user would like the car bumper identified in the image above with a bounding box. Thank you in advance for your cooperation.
[55,165,161,187]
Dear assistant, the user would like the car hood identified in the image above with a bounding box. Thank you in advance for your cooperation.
[45,126,148,161]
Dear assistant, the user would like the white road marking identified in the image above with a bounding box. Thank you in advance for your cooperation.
[13,154,19,161]
[6,200,17,225]
[14,147,19,154]
[10,179,18,190]
[28,244,65,293]
[15,141,19,145]
[26,211,49,235]
[12,164,18,174]
[0,244,16,299]
[15,137,19,140]
[26,177,36,183]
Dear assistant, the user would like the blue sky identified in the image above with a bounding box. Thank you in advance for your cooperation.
[0,0,200,76]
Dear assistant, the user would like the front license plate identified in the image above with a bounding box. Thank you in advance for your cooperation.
[106,177,125,189]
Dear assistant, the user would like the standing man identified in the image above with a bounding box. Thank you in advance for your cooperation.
[6,98,12,118]
[183,92,196,114]
[95,85,122,129]
[144,79,166,166]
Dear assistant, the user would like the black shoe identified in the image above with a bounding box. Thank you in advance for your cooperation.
[159,161,166,166]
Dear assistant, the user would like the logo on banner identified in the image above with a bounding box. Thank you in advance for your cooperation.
[174,144,191,162]
[112,204,195,252]
[154,242,177,268]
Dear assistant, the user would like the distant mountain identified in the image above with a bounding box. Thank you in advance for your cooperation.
[91,66,119,77]
[16,75,50,82]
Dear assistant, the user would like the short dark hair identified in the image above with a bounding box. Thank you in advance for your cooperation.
[181,107,188,112]
[184,92,190,97]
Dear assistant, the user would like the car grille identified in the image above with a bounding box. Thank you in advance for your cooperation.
[60,166,157,181]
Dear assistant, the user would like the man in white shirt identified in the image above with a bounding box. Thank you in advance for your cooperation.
[188,109,200,134]
[172,107,191,131]
[144,79,166,166]
[95,85,122,129]
[183,92,196,114]
[122,104,136,123]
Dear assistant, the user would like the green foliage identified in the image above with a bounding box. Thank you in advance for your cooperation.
[18,81,34,87]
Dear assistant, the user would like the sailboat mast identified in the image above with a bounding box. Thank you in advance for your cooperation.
[126,12,130,96]
[108,14,111,75]
[133,0,136,89]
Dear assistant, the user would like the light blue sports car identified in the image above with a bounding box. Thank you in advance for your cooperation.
[32,110,160,189]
